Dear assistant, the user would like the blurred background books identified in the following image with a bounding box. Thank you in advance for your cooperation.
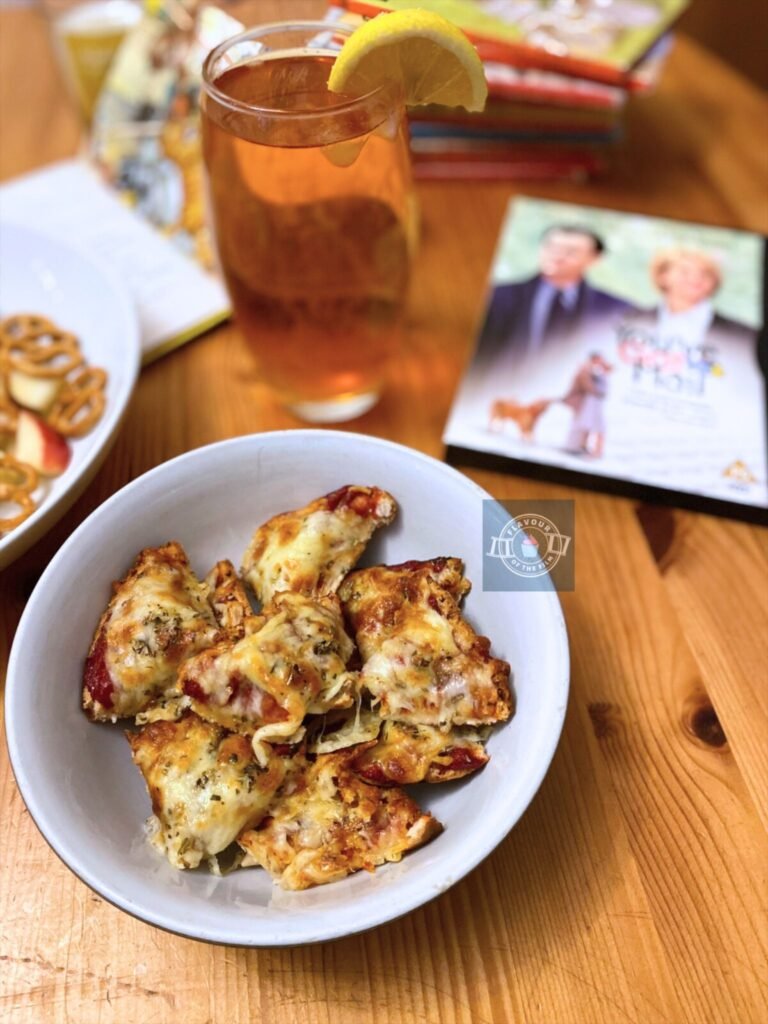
[329,0,687,181]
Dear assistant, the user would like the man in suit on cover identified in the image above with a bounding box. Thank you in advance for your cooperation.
[475,225,630,371]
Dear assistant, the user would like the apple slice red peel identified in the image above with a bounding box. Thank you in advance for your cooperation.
[13,410,71,476]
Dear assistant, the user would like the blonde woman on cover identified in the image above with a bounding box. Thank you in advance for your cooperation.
[632,247,752,347]
[653,248,724,344]
[619,247,760,391]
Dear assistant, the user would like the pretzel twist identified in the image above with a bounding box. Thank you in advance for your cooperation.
[0,313,110,536]
[0,378,18,436]
[0,313,57,344]
[5,332,84,379]
[0,452,39,493]
[0,485,37,534]
[47,366,108,437]
[0,454,39,535]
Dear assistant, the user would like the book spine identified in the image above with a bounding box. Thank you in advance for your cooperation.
[411,148,605,181]
[486,81,623,110]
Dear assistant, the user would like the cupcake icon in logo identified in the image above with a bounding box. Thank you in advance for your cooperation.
[484,500,574,591]
[486,509,572,581]
[521,533,540,560]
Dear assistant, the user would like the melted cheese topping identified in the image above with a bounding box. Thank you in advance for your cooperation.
[178,593,357,762]
[309,706,381,755]
[83,543,222,721]
[238,751,441,889]
[339,559,512,728]
[128,712,285,870]
[351,720,489,785]
[241,486,396,606]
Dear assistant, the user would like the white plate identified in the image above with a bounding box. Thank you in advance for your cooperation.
[5,431,569,945]
[0,222,140,568]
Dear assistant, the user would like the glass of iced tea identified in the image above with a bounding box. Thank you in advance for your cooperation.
[201,21,414,422]
[44,0,141,125]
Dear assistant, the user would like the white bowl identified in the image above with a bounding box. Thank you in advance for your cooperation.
[0,222,141,569]
[5,431,569,945]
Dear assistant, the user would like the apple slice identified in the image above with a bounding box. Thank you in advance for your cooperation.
[8,371,63,413]
[0,377,18,444]
[14,410,71,476]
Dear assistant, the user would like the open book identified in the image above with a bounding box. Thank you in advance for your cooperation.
[0,160,229,364]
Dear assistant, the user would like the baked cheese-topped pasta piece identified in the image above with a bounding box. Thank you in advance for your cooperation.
[205,560,259,640]
[128,712,286,870]
[82,542,223,722]
[177,592,357,762]
[241,485,397,607]
[307,709,490,785]
[237,749,441,890]
[339,558,512,728]
[350,720,490,785]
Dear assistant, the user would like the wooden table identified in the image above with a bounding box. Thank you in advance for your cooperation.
[1,4,767,1022]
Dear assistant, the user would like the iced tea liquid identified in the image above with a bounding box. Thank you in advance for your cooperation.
[202,47,413,420]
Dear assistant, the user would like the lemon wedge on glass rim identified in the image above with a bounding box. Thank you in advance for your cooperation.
[328,9,488,112]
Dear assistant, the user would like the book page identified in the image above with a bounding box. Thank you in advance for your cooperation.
[0,160,230,363]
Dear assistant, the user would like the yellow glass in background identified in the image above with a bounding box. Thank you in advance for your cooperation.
[201,22,414,423]
[45,0,141,124]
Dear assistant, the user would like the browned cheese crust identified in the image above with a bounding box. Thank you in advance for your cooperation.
[177,592,358,756]
[205,560,259,640]
[339,558,512,728]
[127,711,286,869]
[351,719,490,785]
[241,485,397,606]
[82,542,223,722]
[238,748,442,889]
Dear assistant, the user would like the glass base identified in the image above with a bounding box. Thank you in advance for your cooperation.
[287,391,379,423]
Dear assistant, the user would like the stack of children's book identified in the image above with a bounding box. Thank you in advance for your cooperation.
[328,0,689,181]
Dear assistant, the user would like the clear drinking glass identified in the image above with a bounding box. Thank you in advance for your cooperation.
[44,0,141,125]
[201,21,414,422]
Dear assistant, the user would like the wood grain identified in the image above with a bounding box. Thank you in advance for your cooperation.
[636,508,768,831]
[1,3,767,1023]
